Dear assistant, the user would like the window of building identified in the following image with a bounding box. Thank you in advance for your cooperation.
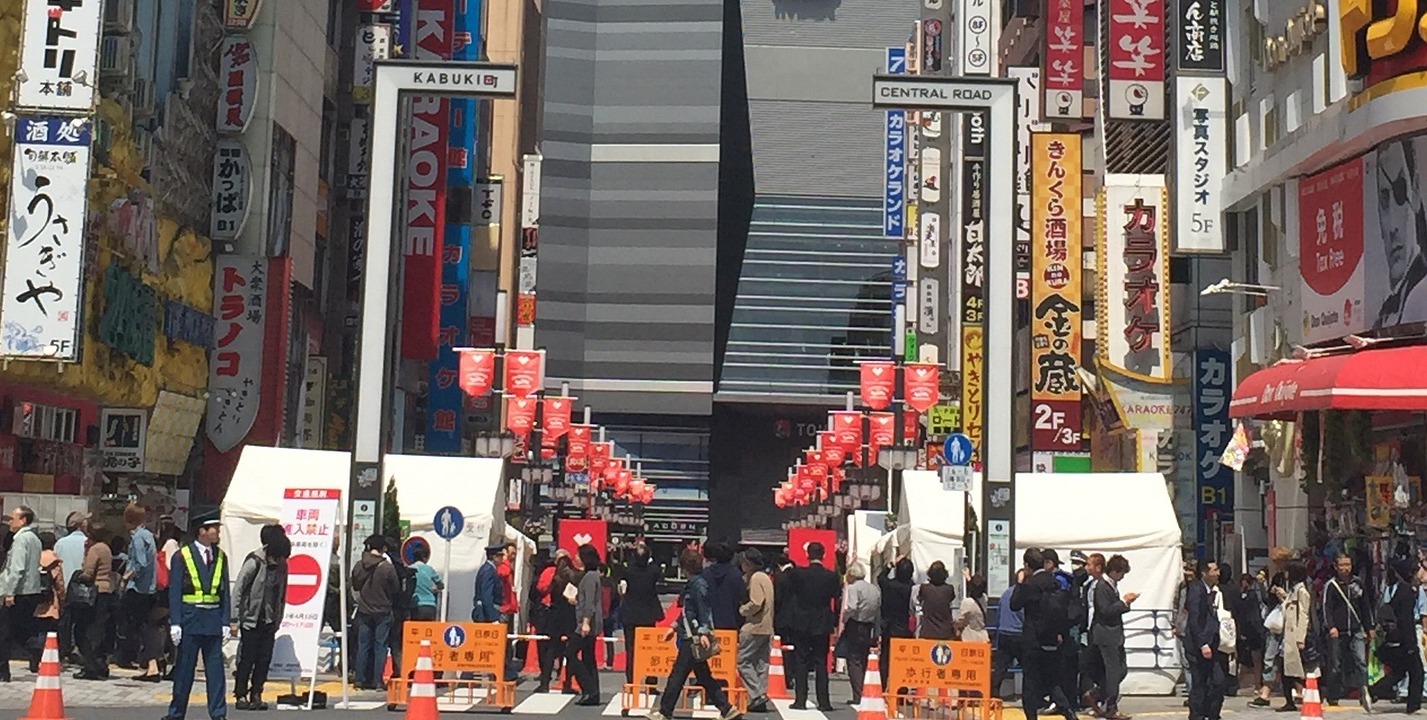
[12,403,78,444]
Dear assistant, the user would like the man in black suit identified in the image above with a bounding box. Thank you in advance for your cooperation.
[1089,554,1138,720]
[787,542,842,711]
[1011,548,1076,720]
[1186,560,1228,720]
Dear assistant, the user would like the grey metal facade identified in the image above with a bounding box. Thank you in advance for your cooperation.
[538,0,724,416]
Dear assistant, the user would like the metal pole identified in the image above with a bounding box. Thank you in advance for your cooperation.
[337,519,352,709]
[441,539,452,621]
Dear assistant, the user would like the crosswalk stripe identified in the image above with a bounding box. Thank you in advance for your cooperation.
[772,698,829,720]
[514,692,575,714]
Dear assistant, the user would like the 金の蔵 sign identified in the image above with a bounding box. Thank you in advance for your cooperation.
[1,117,92,360]
[15,0,104,113]
[1030,133,1084,452]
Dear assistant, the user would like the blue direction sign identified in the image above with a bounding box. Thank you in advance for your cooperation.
[943,433,974,467]
[434,506,464,540]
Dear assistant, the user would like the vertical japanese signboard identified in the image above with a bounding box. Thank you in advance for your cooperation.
[352,24,393,105]
[884,47,908,239]
[1107,0,1166,120]
[223,0,265,30]
[1043,0,1084,120]
[16,0,103,112]
[1098,175,1172,381]
[958,0,994,75]
[217,36,259,134]
[400,0,454,361]
[960,111,987,454]
[211,139,252,242]
[518,154,542,349]
[1010,68,1049,295]
[1193,350,1232,550]
[1030,134,1084,453]
[1173,77,1228,252]
[1,117,92,360]
[1175,0,1224,73]
[426,224,470,454]
[273,488,340,678]
[206,257,268,453]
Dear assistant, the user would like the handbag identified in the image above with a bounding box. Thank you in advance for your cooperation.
[1264,604,1285,634]
[65,570,96,608]
[681,610,720,661]
[1213,589,1237,655]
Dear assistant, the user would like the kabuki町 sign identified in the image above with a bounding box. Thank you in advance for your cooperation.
[217,35,259,133]
[1107,0,1166,120]
[1098,175,1172,382]
[206,257,267,453]
[16,0,104,113]
[1,117,92,361]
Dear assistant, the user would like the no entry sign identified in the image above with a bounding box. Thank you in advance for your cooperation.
[274,488,340,679]
[285,553,323,606]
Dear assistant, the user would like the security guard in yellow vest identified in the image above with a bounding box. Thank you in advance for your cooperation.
[163,518,234,720]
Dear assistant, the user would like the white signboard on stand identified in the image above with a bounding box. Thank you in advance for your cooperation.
[272,488,341,679]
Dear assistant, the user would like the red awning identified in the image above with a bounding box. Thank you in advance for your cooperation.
[1230,345,1427,418]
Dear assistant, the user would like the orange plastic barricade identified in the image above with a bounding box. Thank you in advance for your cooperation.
[386,621,517,712]
[886,640,1000,720]
[620,627,747,717]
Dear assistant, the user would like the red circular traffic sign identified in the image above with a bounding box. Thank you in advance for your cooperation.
[285,553,322,606]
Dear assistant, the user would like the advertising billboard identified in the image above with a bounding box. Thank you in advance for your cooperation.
[1098,175,1172,382]
[1298,134,1427,342]
[1030,133,1084,452]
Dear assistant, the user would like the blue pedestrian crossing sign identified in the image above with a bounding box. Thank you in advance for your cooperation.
[434,506,464,540]
[443,624,466,649]
[930,643,952,666]
[943,433,973,466]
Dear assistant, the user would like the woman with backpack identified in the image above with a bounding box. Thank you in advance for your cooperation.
[233,524,291,711]
[34,532,64,672]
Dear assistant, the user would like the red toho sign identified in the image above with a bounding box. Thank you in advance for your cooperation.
[399,0,454,360]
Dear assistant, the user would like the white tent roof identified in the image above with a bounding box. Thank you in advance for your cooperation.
[220,447,509,621]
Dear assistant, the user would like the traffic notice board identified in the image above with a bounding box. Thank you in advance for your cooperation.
[402,621,506,675]
[887,639,991,696]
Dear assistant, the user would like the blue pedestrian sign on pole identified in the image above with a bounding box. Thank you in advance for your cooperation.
[443,624,466,649]
[435,506,464,540]
[943,433,973,467]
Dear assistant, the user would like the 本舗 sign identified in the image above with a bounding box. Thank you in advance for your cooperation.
[1175,0,1224,73]
[1042,0,1084,120]
[223,0,264,30]
[958,0,994,75]
[210,139,252,241]
[1030,133,1084,452]
[217,35,259,134]
[16,0,103,113]
[400,0,454,361]
[1173,77,1227,253]
[1098,175,1172,381]
[885,47,908,239]
[1011,68,1049,289]
[99,408,147,472]
[960,325,984,462]
[206,256,267,453]
[1,117,92,360]
[1297,135,1427,343]
[1107,0,1166,120]
[1193,350,1232,549]
[273,488,340,679]
[426,223,470,454]
[352,23,392,104]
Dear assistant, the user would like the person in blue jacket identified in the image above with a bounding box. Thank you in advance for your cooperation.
[163,518,233,720]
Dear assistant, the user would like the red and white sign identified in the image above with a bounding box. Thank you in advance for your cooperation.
[1042,0,1083,120]
[274,488,340,679]
[206,257,267,453]
[589,441,613,474]
[399,0,454,360]
[902,363,940,412]
[503,349,544,398]
[559,518,608,561]
[567,425,592,458]
[457,348,496,397]
[787,528,837,567]
[542,398,573,439]
[859,361,896,410]
[1106,0,1166,120]
[868,412,895,463]
[217,36,259,134]
[506,397,537,438]
[1098,175,1172,381]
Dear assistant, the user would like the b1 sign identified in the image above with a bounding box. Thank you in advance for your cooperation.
[272,488,341,679]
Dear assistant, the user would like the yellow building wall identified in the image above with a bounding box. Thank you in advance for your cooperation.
[0,4,213,409]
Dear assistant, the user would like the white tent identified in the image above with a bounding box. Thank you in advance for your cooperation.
[220,447,512,621]
[846,510,888,578]
[873,471,1182,695]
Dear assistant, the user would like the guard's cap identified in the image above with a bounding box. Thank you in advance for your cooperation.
[1070,550,1089,566]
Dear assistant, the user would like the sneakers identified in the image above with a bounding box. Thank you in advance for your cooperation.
[720,706,743,720]
[647,712,669,720]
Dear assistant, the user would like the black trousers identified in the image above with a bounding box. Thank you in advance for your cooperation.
[990,633,1023,699]
[1372,641,1424,712]
[1188,651,1229,720]
[1022,645,1073,720]
[79,593,115,677]
[845,621,874,702]
[538,633,568,689]
[624,623,660,685]
[1096,644,1127,712]
[565,632,599,698]
[119,590,159,665]
[235,623,278,698]
[1,594,44,675]
[657,640,731,717]
[792,632,831,708]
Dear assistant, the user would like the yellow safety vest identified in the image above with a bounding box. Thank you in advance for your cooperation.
[179,546,224,605]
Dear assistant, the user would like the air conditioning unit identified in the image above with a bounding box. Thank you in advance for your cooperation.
[100,36,133,77]
[104,0,135,35]
[133,77,155,118]
[135,129,156,171]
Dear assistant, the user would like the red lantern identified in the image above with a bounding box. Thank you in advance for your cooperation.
[642,485,655,504]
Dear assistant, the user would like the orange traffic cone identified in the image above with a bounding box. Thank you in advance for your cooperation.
[768,636,791,701]
[1300,672,1323,720]
[406,641,437,720]
[862,651,883,701]
[21,632,68,720]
